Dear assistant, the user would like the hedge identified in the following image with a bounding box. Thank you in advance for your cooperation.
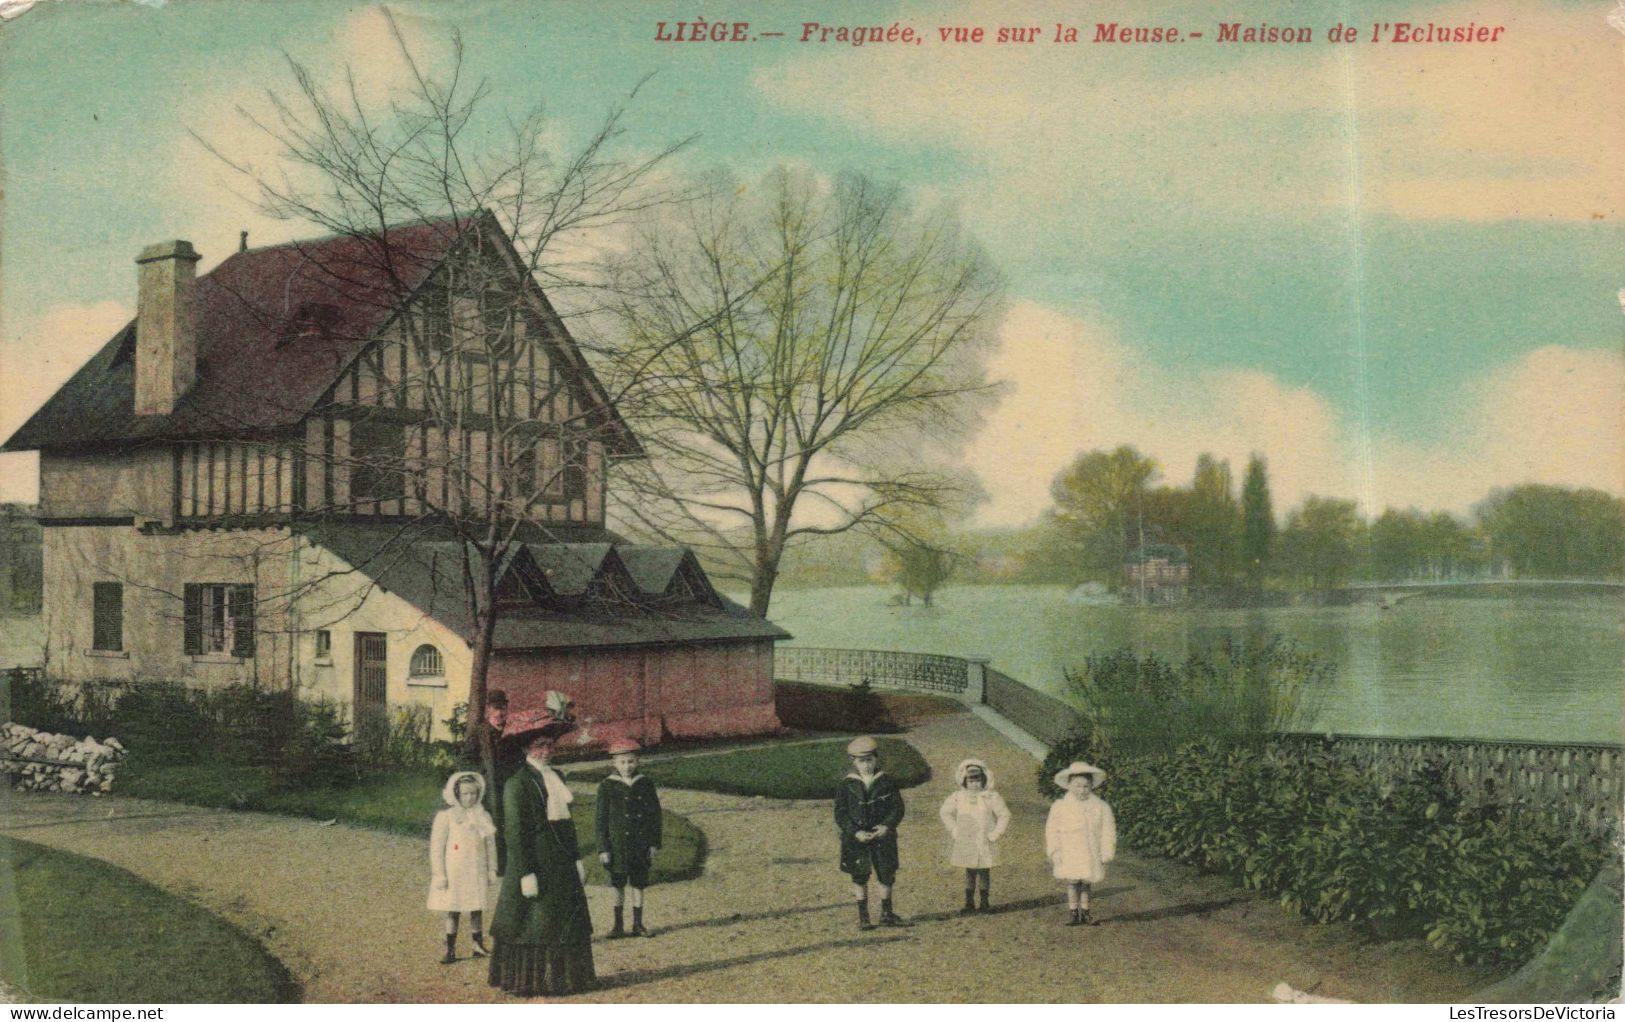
[1041,731,1612,966]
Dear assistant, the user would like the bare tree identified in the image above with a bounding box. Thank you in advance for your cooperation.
[603,169,1003,616]
[193,13,687,785]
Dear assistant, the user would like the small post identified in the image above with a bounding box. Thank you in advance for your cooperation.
[962,654,990,705]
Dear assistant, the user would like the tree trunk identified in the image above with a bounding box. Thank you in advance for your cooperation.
[463,572,500,794]
[748,558,779,618]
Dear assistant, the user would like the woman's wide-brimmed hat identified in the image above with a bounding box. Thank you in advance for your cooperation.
[1053,761,1106,789]
[504,690,577,743]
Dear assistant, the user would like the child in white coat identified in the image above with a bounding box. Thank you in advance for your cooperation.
[938,758,1010,914]
[1045,761,1116,926]
[428,770,499,963]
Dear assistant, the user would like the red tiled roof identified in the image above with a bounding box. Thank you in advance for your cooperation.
[4,218,460,450]
[3,214,639,455]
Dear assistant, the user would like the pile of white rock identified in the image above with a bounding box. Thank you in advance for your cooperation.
[0,721,126,794]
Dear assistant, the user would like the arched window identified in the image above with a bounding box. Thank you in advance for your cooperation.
[409,644,444,677]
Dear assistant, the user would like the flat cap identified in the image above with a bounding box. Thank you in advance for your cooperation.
[846,736,878,757]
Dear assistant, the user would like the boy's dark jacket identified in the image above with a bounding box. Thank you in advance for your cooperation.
[594,774,662,870]
[834,772,905,875]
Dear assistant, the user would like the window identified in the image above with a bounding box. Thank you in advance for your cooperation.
[314,629,332,661]
[183,583,255,658]
[419,285,452,354]
[409,644,443,677]
[92,582,123,652]
[480,288,514,356]
[349,417,406,506]
[561,433,588,502]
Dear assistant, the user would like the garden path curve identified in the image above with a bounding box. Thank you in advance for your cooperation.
[0,710,1494,1002]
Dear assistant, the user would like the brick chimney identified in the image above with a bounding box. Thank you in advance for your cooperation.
[134,240,202,416]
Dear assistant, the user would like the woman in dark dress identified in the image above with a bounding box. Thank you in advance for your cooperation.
[487,699,596,996]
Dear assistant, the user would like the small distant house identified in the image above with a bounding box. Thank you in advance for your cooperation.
[2,215,788,747]
[1123,544,1190,605]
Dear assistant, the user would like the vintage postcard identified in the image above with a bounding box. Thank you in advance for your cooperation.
[0,0,1620,1007]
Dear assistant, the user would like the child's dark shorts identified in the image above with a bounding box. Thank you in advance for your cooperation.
[842,846,897,886]
[610,852,652,889]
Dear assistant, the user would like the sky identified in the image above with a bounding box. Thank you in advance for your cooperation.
[0,0,1620,526]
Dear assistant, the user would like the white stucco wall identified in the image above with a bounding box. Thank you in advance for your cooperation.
[43,523,296,686]
[288,538,471,738]
[41,447,174,524]
[41,525,473,738]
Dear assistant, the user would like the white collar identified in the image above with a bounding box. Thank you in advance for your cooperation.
[608,773,643,786]
[847,770,886,786]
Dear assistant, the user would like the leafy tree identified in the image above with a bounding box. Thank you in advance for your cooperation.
[1476,485,1625,578]
[1239,454,1275,588]
[1371,508,1428,580]
[1278,496,1365,590]
[1049,446,1160,577]
[1188,454,1240,585]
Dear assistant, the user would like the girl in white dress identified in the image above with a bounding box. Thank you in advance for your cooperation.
[938,758,1010,914]
[428,770,499,962]
[1044,762,1116,926]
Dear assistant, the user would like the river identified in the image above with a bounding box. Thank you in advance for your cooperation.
[5,586,1619,743]
[756,584,1625,744]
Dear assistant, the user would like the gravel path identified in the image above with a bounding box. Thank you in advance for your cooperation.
[0,710,1497,1002]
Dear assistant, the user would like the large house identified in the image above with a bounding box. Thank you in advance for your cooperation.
[2,214,788,746]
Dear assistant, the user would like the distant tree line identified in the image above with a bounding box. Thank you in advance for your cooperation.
[1031,446,1625,591]
[759,448,1625,597]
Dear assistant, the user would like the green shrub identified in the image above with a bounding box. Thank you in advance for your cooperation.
[1036,727,1113,800]
[108,683,213,763]
[1104,737,1611,966]
[1065,636,1332,756]
[2,668,78,733]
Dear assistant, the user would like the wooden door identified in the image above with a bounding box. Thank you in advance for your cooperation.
[354,632,388,739]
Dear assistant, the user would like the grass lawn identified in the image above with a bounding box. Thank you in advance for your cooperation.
[0,836,296,1003]
[115,758,705,885]
[573,735,931,799]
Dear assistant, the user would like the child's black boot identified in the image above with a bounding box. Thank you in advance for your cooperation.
[607,906,626,939]
[978,888,992,913]
[880,897,906,927]
[960,888,976,916]
[441,934,456,964]
[1081,909,1099,926]
[857,899,875,931]
[470,931,489,957]
[1066,908,1082,926]
[632,907,652,938]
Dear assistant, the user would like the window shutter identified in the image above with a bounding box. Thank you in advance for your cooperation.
[183,583,202,655]
[230,585,256,658]
[92,582,123,651]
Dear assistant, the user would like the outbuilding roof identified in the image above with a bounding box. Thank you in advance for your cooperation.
[300,521,788,652]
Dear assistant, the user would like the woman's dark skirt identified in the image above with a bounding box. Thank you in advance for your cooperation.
[487,939,597,997]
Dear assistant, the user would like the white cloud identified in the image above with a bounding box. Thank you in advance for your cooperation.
[964,302,1623,525]
[170,4,461,270]
[0,300,133,503]
[757,0,1623,222]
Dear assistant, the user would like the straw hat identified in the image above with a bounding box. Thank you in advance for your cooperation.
[607,738,642,756]
[1053,761,1106,789]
